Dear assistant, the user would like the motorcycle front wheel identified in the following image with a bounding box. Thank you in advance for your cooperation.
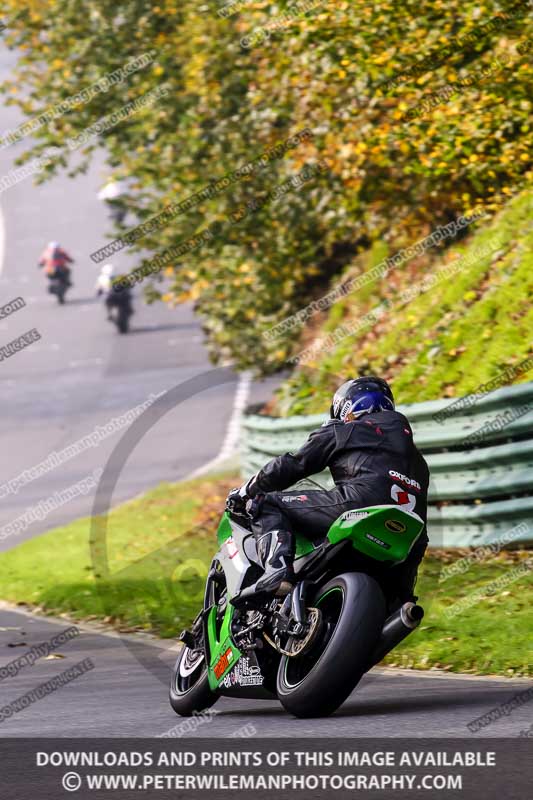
[276,572,386,718]
[169,645,219,717]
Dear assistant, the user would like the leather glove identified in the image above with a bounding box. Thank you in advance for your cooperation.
[226,485,250,516]
[226,474,261,516]
[246,493,264,520]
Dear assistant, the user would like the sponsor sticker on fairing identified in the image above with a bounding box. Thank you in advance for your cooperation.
[213,647,233,679]
[222,656,264,688]
[223,536,239,560]
[385,519,407,533]
[341,510,370,522]
[365,533,391,549]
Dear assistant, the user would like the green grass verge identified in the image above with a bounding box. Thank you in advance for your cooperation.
[383,550,531,677]
[0,475,236,638]
[0,476,530,676]
[275,190,533,415]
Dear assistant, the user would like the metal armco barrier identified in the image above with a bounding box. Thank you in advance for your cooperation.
[240,382,533,548]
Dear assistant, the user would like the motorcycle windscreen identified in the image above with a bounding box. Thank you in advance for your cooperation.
[326,505,425,565]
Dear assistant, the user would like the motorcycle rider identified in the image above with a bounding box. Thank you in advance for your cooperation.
[227,376,430,604]
[99,266,133,323]
[95,263,118,319]
[38,241,73,288]
[95,262,115,296]
[98,179,127,224]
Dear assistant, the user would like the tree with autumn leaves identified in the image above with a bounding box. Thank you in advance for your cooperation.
[1,0,531,373]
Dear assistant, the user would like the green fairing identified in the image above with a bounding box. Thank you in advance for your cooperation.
[219,512,314,556]
[216,511,233,545]
[206,603,242,690]
[327,506,424,565]
[208,505,421,690]
[295,535,315,557]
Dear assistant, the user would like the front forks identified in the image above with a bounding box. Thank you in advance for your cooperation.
[289,580,307,635]
[265,581,323,657]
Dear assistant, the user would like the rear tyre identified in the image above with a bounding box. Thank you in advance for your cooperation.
[169,646,219,717]
[117,309,130,333]
[276,572,386,718]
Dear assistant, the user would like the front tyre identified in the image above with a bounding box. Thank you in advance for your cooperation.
[169,646,219,717]
[276,573,386,718]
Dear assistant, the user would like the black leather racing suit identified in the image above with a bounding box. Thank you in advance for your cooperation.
[248,410,430,602]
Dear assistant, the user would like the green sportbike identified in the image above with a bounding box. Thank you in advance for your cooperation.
[169,503,425,718]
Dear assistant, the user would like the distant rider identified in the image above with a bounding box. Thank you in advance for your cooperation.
[96,263,115,296]
[38,241,73,287]
[96,264,133,320]
[98,179,127,224]
[227,377,430,605]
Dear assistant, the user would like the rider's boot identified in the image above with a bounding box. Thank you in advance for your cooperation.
[254,530,295,595]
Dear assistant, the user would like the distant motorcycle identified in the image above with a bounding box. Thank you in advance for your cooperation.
[98,180,127,225]
[108,204,127,226]
[47,271,70,304]
[38,242,73,305]
[105,291,133,334]
[96,264,133,334]
[107,300,132,333]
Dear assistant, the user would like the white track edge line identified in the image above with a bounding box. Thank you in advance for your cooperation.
[185,370,252,480]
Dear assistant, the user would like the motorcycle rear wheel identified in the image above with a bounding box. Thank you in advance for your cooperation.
[276,572,385,718]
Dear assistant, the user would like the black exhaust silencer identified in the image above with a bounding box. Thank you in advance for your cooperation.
[368,602,424,668]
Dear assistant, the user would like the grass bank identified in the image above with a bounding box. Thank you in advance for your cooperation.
[0,475,530,676]
[274,190,533,415]
[0,475,237,638]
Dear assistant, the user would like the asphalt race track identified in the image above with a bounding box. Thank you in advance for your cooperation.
[0,48,530,742]
[0,605,530,738]
[0,49,277,548]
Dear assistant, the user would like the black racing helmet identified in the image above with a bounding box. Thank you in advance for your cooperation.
[330,376,395,421]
